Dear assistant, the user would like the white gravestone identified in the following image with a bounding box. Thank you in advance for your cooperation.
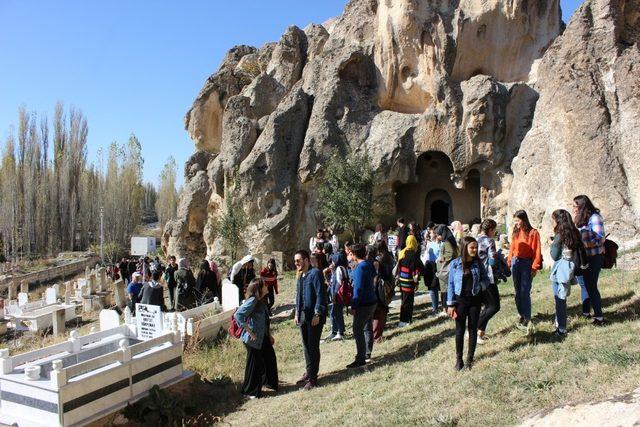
[221,279,240,312]
[18,293,28,307]
[45,288,57,305]
[99,309,121,331]
[135,303,163,339]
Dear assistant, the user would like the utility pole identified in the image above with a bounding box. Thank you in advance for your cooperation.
[100,207,104,265]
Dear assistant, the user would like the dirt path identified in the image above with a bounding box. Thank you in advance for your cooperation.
[521,388,640,426]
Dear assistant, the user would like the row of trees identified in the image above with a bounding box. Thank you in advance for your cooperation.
[0,104,179,260]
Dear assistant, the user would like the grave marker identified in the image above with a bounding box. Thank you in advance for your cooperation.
[18,293,28,307]
[113,279,126,308]
[221,279,240,312]
[52,307,66,335]
[45,287,57,305]
[135,303,163,339]
[99,309,120,331]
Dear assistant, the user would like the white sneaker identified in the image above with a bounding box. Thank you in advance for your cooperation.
[477,335,488,345]
[331,333,343,341]
[398,321,408,328]
[437,311,449,318]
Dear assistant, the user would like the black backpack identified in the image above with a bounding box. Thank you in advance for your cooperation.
[375,276,395,307]
[572,241,589,277]
[603,236,619,269]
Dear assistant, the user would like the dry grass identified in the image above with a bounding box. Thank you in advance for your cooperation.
[181,268,640,426]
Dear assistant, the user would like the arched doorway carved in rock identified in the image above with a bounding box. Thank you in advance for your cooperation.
[424,189,453,225]
[394,151,481,226]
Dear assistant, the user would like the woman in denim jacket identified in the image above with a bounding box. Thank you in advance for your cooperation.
[446,236,489,371]
[234,278,279,398]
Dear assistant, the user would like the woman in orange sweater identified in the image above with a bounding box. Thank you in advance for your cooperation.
[507,210,542,333]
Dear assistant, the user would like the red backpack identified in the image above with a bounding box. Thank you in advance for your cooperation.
[228,309,243,339]
[335,266,353,306]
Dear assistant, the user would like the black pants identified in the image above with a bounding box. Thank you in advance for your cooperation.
[400,291,415,323]
[478,282,501,331]
[455,295,482,363]
[300,317,325,381]
[440,291,448,310]
[241,337,279,397]
[267,286,275,313]
[167,282,176,309]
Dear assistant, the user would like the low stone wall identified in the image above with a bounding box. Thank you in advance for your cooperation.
[0,256,99,292]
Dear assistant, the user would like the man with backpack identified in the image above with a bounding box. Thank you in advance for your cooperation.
[346,244,378,368]
[294,250,328,391]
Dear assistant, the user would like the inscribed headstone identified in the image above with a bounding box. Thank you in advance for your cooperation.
[135,303,163,339]
[99,309,120,331]
[18,292,28,307]
[221,279,239,312]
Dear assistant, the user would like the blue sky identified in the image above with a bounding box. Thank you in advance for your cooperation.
[0,0,583,187]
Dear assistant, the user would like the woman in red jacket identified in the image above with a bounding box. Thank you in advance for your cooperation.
[260,258,279,315]
[507,210,542,334]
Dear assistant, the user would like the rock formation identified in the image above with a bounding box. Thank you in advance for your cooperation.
[510,0,640,245]
[164,0,639,263]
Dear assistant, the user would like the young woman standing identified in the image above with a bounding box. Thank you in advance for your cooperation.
[234,278,279,399]
[396,235,423,327]
[549,209,583,337]
[507,210,542,334]
[476,219,500,343]
[572,195,606,325]
[446,237,488,370]
[435,225,459,316]
[260,258,279,315]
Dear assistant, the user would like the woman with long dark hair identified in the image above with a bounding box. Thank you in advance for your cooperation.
[373,241,394,342]
[549,209,583,337]
[196,259,218,302]
[572,195,606,325]
[507,210,542,334]
[477,219,500,343]
[234,278,279,399]
[435,224,459,315]
[260,258,279,315]
[446,236,488,370]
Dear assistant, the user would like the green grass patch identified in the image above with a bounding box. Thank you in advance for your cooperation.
[177,268,640,426]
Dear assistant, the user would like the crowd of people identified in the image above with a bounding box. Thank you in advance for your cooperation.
[233,194,613,398]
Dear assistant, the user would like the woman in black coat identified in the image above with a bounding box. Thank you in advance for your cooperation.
[196,259,219,302]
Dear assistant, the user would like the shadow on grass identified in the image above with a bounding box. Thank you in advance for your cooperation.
[507,294,640,352]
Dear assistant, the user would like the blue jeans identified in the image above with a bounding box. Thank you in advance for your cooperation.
[552,281,568,332]
[511,257,533,321]
[576,276,591,314]
[330,299,345,335]
[429,290,439,312]
[583,254,604,319]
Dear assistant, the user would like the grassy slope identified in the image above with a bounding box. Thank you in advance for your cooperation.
[185,269,640,426]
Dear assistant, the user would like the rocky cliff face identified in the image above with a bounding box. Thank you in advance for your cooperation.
[164,0,638,262]
[510,0,640,246]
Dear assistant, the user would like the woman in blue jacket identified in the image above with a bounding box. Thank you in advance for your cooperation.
[234,278,279,398]
[447,236,489,371]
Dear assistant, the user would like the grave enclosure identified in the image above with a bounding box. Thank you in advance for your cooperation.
[0,307,189,427]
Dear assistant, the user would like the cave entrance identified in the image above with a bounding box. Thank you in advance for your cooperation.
[394,152,481,226]
[425,189,452,225]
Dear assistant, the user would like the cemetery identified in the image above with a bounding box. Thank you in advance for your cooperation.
[0,307,187,427]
